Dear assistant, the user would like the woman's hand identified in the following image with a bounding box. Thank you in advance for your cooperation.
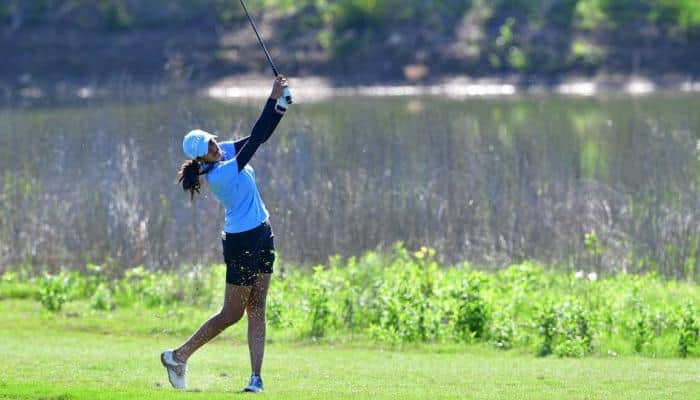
[270,75,288,100]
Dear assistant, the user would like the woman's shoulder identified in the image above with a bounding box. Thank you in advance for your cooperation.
[206,158,239,180]
[219,141,236,155]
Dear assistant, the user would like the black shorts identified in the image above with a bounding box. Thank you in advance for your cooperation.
[222,221,275,286]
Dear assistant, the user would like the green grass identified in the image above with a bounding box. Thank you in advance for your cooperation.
[1,300,698,399]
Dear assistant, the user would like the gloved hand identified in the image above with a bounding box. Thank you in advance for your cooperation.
[271,75,292,113]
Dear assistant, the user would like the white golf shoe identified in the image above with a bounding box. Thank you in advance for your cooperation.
[160,349,187,389]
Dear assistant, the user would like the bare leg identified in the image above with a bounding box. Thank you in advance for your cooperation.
[174,283,252,362]
[246,273,271,375]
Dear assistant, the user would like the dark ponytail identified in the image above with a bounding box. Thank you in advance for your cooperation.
[177,160,217,200]
[178,160,202,200]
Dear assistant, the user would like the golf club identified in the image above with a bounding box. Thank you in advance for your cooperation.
[239,0,293,107]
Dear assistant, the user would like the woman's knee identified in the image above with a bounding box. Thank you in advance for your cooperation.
[219,283,252,326]
[246,303,267,321]
[218,309,244,327]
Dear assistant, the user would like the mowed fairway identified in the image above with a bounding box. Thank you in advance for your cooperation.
[1,300,698,400]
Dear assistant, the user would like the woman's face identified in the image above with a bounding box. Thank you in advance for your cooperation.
[199,139,222,163]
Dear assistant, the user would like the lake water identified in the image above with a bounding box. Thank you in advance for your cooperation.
[1,92,698,277]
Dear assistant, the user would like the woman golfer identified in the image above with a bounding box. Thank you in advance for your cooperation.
[161,75,288,393]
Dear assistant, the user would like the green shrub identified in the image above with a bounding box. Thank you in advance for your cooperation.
[678,302,699,357]
[305,266,334,339]
[632,305,653,353]
[371,247,444,343]
[90,283,115,311]
[575,0,608,30]
[114,266,176,308]
[38,273,71,312]
[450,274,489,341]
[266,284,289,329]
[554,299,593,357]
[6,244,699,357]
[536,303,558,356]
[489,310,516,350]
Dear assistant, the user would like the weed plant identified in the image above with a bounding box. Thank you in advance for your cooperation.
[2,243,697,358]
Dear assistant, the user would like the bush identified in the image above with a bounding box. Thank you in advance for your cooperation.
[6,245,698,357]
[678,302,699,357]
[450,274,489,341]
[632,305,653,353]
[90,283,115,311]
[553,299,593,357]
[38,273,71,312]
[489,310,516,350]
[305,266,334,339]
[536,304,558,356]
[370,246,444,343]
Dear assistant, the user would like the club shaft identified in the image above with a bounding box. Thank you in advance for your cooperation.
[239,0,279,77]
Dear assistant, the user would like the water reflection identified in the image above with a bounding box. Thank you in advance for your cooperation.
[0,93,697,278]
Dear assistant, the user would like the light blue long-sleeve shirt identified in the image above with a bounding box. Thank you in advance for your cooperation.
[202,98,283,233]
[205,141,269,233]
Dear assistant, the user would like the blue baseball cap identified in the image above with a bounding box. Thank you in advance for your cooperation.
[182,129,217,159]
